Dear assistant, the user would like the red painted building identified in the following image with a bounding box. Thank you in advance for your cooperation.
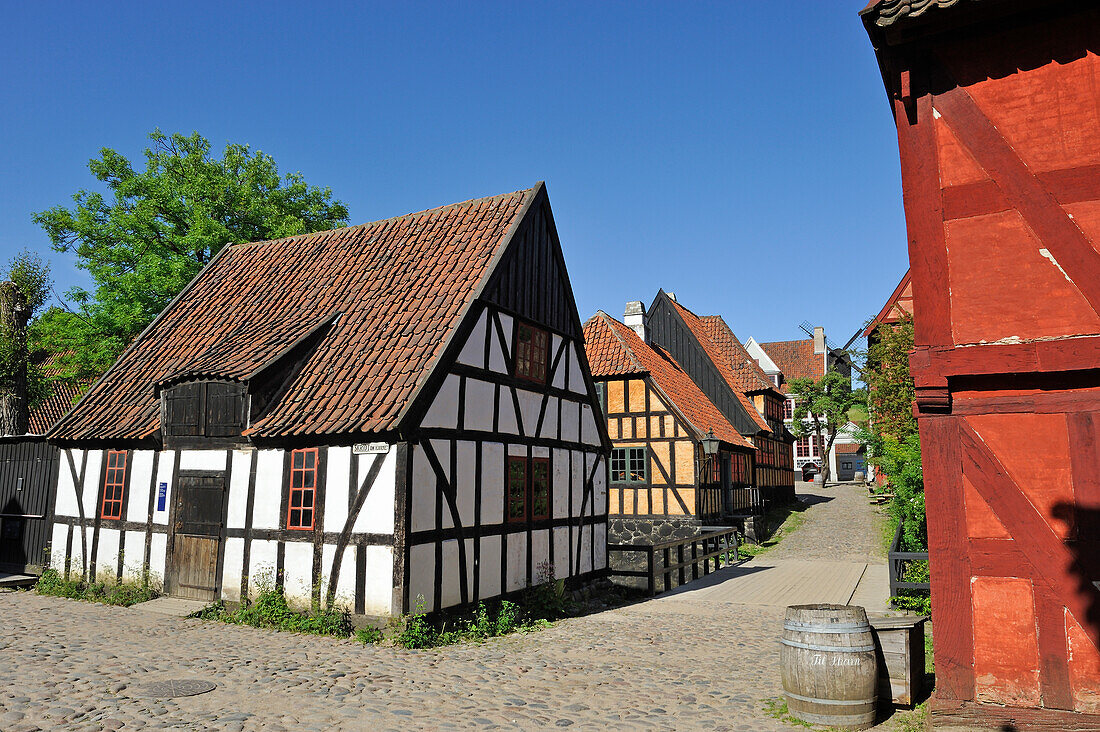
[863,0,1100,727]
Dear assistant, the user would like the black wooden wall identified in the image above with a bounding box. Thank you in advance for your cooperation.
[0,438,59,572]
[647,293,762,436]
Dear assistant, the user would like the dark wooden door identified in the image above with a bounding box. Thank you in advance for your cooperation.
[0,440,60,573]
[168,474,224,601]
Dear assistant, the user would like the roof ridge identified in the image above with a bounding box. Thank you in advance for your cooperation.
[229,184,539,251]
[596,312,647,373]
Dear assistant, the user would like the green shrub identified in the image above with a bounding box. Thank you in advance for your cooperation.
[35,568,159,606]
[355,626,384,645]
[191,587,353,638]
[393,595,551,649]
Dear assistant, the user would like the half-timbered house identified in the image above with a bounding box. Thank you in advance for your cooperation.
[45,183,609,616]
[863,0,1100,725]
[583,311,757,543]
[645,293,797,504]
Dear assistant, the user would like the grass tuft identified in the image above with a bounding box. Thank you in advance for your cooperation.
[35,568,160,607]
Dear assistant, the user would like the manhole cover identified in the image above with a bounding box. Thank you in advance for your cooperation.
[132,679,216,698]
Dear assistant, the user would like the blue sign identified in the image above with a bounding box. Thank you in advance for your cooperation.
[157,482,168,512]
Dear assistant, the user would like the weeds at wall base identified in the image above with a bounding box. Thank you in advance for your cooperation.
[34,568,160,607]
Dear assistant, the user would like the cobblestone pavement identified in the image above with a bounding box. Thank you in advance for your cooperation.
[0,483,911,731]
[769,481,888,564]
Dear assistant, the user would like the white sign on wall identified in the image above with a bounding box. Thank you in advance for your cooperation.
[352,442,389,455]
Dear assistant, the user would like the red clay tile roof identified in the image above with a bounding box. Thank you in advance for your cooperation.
[863,269,913,337]
[758,339,825,392]
[28,380,85,435]
[698,316,774,393]
[835,442,865,454]
[665,302,772,435]
[583,313,753,450]
[50,186,538,441]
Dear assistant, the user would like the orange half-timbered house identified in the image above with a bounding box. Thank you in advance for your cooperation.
[583,312,757,543]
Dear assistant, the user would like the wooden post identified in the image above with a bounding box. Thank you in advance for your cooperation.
[662,546,671,592]
[691,540,699,581]
[646,546,655,597]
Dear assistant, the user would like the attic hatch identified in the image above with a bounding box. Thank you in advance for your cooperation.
[156,313,339,447]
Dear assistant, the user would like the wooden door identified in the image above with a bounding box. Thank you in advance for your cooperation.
[168,474,225,601]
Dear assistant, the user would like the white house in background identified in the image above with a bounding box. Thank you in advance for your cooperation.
[745,329,860,481]
[46,183,609,615]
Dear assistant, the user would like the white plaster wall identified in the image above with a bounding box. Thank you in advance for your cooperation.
[221,537,245,602]
[581,404,599,447]
[54,449,81,518]
[498,313,513,360]
[123,530,146,580]
[579,525,593,574]
[561,401,579,443]
[530,529,549,581]
[593,459,607,515]
[567,344,586,394]
[540,398,558,440]
[571,450,584,513]
[550,335,566,390]
[251,450,283,530]
[153,452,175,524]
[81,450,104,519]
[322,544,356,609]
[450,441,476,529]
[179,450,227,472]
[463,378,495,430]
[506,532,527,592]
[408,543,435,612]
[422,373,460,429]
[126,451,155,522]
[479,535,501,599]
[411,445,436,533]
[516,389,541,437]
[356,449,395,535]
[364,545,393,615]
[247,539,278,591]
[440,538,475,610]
[497,390,519,435]
[50,524,67,570]
[552,449,569,519]
[456,310,488,369]
[282,541,313,603]
[593,524,608,570]
[95,528,120,581]
[226,450,253,530]
[324,446,351,533]
[149,533,167,584]
[552,526,570,581]
[481,443,504,525]
[488,322,508,374]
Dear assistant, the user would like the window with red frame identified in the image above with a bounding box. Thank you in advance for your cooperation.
[287,448,318,530]
[514,322,549,383]
[796,435,810,458]
[532,458,550,520]
[100,450,128,520]
[507,456,527,522]
[783,399,794,420]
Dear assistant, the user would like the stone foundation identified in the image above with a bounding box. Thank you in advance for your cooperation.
[608,517,703,545]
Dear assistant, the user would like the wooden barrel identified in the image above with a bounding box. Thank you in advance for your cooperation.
[781,604,877,729]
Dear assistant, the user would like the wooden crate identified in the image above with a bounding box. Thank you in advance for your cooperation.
[868,614,927,706]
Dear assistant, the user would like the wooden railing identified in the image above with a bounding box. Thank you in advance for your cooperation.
[607,526,740,596]
[728,485,764,516]
[888,521,930,597]
[698,484,723,518]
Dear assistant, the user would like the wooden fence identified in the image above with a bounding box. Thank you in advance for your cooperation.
[888,521,930,597]
[607,526,740,596]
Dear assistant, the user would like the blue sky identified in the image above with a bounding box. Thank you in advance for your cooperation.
[0,2,905,348]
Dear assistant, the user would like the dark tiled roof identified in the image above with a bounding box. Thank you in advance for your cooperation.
[50,186,537,441]
[860,0,969,27]
[666,302,772,435]
[758,339,825,391]
[583,313,753,450]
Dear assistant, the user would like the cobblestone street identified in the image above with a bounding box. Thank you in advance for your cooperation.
[0,483,913,731]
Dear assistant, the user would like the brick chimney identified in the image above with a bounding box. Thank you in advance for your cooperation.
[624,301,648,342]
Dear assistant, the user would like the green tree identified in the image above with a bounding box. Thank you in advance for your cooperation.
[858,315,925,551]
[788,370,865,485]
[33,130,349,379]
[0,251,52,435]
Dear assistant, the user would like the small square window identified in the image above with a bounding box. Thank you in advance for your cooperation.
[611,447,646,483]
[514,323,549,383]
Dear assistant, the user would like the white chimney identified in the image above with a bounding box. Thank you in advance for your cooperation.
[624,301,648,342]
[666,292,677,302]
[813,326,825,355]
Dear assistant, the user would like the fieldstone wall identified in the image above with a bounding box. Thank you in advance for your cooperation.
[607,517,702,545]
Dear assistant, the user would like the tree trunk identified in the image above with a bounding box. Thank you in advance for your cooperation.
[0,281,30,436]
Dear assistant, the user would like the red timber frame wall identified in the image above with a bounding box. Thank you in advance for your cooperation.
[864,2,1100,725]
